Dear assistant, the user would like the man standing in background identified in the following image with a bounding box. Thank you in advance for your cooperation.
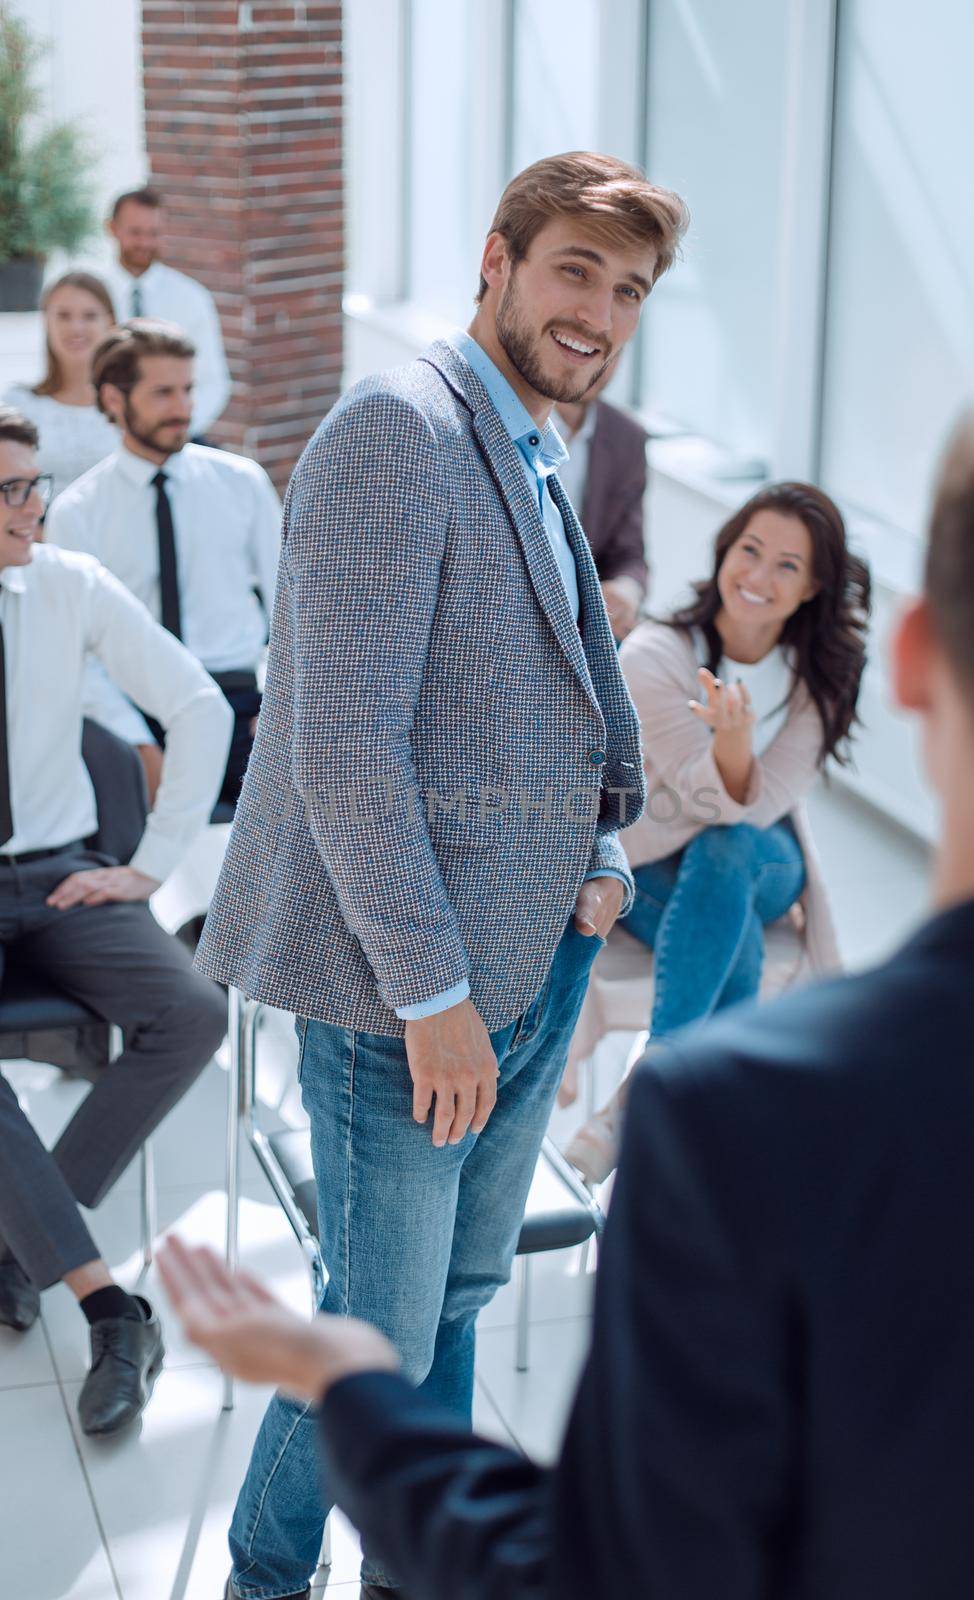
[47,322,280,809]
[101,187,231,438]
[555,363,650,640]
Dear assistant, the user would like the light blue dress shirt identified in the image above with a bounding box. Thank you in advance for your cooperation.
[396,331,626,1021]
[448,330,580,620]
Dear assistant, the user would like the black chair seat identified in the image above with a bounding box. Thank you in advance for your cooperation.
[266,1129,320,1237]
[265,1127,598,1259]
[0,967,98,1034]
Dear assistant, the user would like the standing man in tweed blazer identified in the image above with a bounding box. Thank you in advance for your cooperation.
[198,151,688,1600]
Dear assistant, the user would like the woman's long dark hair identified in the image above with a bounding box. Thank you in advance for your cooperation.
[665,481,871,767]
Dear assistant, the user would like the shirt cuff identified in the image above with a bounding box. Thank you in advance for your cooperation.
[128,828,171,888]
[395,979,471,1021]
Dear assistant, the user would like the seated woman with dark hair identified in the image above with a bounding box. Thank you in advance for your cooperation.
[567,481,871,1179]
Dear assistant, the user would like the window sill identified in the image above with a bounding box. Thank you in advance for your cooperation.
[641,432,923,599]
[343,294,924,598]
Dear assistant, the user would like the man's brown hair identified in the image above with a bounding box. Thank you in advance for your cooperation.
[110,185,164,220]
[0,406,39,450]
[92,319,196,417]
[476,151,689,302]
[926,413,974,702]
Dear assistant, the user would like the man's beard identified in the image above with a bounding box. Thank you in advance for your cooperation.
[495,273,612,404]
[120,250,157,275]
[124,398,188,457]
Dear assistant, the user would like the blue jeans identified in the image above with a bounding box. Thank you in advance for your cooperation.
[228,918,604,1596]
[622,820,806,1039]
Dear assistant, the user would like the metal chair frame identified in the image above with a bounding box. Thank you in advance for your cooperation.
[223,986,605,1391]
[513,1137,605,1372]
[0,1013,156,1272]
[223,989,325,1412]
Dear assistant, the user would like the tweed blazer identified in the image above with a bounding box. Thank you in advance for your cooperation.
[196,340,645,1033]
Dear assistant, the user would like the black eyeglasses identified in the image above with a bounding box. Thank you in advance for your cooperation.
[0,475,54,510]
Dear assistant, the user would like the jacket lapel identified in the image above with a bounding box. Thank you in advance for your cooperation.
[424,341,600,714]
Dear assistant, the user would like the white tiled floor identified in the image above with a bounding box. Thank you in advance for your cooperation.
[0,782,931,1599]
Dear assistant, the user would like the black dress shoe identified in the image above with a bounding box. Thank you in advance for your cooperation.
[77,1295,164,1436]
[0,1258,40,1332]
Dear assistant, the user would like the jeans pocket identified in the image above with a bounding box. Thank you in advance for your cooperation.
[509,971,553,1051]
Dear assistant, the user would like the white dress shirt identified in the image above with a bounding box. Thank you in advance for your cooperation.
[1,386,120,502]
[100,258,232,435]
[0,545,232,883]
[47,443,282,674]
[693,630,795,755]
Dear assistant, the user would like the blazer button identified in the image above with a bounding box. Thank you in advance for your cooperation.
[588,750,606,766]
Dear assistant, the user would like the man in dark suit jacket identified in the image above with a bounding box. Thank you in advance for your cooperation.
[160,413,974,1599]
[556,372,649,640]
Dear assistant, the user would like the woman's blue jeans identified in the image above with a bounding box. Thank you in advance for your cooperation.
[622,820,806,1039]
[227,918,604,1597]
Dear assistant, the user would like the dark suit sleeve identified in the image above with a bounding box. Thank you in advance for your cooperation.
[551,1053,795,1599]
[588,408,649,590]
[320,1049,795,1600]
[319,1371,551,1600]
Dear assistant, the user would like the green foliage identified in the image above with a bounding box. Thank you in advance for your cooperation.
[0,7,98,262]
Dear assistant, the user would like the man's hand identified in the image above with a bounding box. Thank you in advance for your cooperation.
[573,874,625,939]
[46,865,160,911]
[600,576,642,641]
[404,998,499,1149]
[157,1236,399,1401]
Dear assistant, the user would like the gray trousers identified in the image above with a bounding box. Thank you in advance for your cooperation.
[0,847,227,1289]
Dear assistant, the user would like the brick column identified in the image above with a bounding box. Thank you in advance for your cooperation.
[140,0,343,491]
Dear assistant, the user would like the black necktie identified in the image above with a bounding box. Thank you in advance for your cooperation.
[153,470,183,639]
[0,621,14,847]
[131,283,143,317]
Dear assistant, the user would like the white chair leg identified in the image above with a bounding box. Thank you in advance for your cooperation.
[321,1514,332,1569]
[106,1024,157,1269]
[515,1254,531,1373]
[140,1140,156,1269]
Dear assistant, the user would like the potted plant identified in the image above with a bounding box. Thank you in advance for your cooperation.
[0,8,98,311]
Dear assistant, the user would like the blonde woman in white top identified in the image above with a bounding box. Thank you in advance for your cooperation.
[3,272,119,505]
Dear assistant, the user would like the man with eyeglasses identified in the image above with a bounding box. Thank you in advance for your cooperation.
[0,405,230,1435]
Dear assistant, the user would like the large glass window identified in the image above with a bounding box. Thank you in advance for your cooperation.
[640,0,792,467]
[510,0,601,174]
[820,0,974,536]
[406,0,479,321]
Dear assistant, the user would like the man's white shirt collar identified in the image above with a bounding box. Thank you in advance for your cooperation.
[114,259,165,290]
[114,443,190,487]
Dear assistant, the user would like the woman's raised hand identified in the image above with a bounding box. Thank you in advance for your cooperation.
[689,668,755,738]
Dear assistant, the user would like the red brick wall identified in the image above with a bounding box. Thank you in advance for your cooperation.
[141,0,343,491]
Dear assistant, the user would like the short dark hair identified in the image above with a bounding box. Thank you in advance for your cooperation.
[0,406,39,450]
[111,186,164,220]
[92,319,196,416]
[926,413,974,704]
